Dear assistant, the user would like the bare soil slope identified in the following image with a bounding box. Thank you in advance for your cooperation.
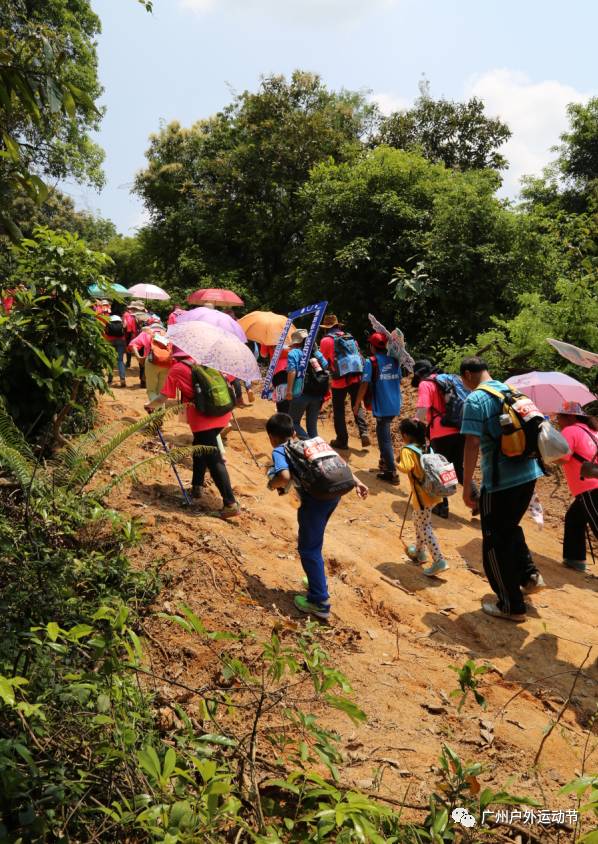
[99,375,598,834]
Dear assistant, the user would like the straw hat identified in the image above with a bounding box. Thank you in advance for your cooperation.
[290,329,308,346]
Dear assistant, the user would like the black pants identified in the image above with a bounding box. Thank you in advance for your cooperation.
[192,428,236,506]
[331,383,368,446]
[479,480,538,615]
[563,489,598,562]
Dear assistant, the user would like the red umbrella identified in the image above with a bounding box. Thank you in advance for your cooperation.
[187,288,244,307]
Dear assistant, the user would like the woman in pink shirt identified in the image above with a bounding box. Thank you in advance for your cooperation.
[557,401,598,573]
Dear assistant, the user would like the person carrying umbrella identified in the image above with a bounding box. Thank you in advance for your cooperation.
[144,349,240,519]
[555,401,598,573]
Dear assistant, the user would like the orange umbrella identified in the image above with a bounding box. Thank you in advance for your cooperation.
[238,311,294,346]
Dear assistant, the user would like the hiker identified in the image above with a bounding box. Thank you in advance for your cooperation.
[128,300,150,387]
[319,314,370,450]
[556,401,598,573]
[460,357,545,621]
[413,359,475,517]
[263,343,291,413]
[397,418,449,576]
[104,314,127,387]
[144,350,240,519]
[122,305,139,369]
[353,331,402,485]
[265,412,368,620]
[129,323,172,401]
[286,329,329,440]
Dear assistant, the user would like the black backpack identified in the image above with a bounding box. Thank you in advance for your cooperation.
[303,358,330,397]
[284,437,355,500]
[106,319,125,339]
[427,374,468,429]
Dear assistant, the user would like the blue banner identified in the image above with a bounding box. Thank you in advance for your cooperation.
[261,301,328,399]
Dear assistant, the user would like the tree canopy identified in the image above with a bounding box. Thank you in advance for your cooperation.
[375,84,511,172]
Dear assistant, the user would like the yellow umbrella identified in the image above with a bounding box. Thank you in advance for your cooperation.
[238,311,295,347]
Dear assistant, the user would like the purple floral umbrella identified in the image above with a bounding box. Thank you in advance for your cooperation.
[168,321,260,382]
[176,306,246,342]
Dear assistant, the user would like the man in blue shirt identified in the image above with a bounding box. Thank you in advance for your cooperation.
[460,357,545,621]
[354,332,402,485]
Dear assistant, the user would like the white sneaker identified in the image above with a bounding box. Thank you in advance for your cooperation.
[482,601,526,622]
[522,573,546,594]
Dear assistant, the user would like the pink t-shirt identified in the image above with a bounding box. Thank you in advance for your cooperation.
[417,376,459,439]
[161,362,232,433]
[561,423,598,497]
[129,331,152,355]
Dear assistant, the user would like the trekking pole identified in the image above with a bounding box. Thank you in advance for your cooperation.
[156,427,192,506]
[232,411,262,469]
[587,524,596,568]
[399,493,413,550]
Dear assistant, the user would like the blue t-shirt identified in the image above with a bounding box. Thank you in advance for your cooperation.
[272,444,290,475]
[287,348,328,398]
[460,379,543,493]
[362,353,402,418]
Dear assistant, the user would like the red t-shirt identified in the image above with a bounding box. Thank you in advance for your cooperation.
[161,361,232,432]
[319,332,362,389]
[417,376,459,439]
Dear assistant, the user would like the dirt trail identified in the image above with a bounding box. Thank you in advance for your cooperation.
[100,374,598,820]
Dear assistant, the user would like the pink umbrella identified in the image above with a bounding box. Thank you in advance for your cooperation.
[167,321,260,382]
[127,283,170,301]
[506,371,596,414]
[176,306,247,342]
[187,288,244,307]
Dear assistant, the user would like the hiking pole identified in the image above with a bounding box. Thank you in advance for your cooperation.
[232,411,262,469]
[156,427,192,507]
[587,524,596,568]
[399,493,413,551]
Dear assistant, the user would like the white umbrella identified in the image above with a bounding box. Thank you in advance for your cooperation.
[127,283,170,301]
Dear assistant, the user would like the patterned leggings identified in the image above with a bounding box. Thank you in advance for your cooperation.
[413,507,443,563]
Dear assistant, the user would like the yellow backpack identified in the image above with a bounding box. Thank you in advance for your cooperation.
[477,385,544,459]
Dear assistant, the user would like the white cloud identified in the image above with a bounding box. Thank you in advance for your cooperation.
[180,0,400,24]
[370,91,411,116]
[465,69,592,196]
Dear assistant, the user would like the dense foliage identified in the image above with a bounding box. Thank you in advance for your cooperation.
[0,227,115,444]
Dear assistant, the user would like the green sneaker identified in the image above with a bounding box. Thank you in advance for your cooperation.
[422,559,449,577]
[294,594,331,621]
[406,545,428,563]
[563,558,586,573]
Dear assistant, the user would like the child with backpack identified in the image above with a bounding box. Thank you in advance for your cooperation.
[397,418,451,577]
[266,413,368,620]
[286,329,330,440]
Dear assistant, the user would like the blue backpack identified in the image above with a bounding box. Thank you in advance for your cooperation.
[429,374,470,429]
[332,333,363,379]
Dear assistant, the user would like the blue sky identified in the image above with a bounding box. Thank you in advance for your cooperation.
[66,0,597,234]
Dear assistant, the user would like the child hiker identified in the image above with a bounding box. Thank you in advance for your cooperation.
[397,418,449,577]
[265,413,368,620]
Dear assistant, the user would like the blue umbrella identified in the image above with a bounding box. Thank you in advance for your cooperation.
[88,282,130,298]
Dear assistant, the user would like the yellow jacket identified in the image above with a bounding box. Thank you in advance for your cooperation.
[397,446,441,510]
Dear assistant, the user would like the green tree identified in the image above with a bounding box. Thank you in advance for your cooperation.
[297,146,543,349]
[0,227,115,444]
[375,83,511,172]
[135,71,375,307]
[558,98,598,189]
[0,0,105,237]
